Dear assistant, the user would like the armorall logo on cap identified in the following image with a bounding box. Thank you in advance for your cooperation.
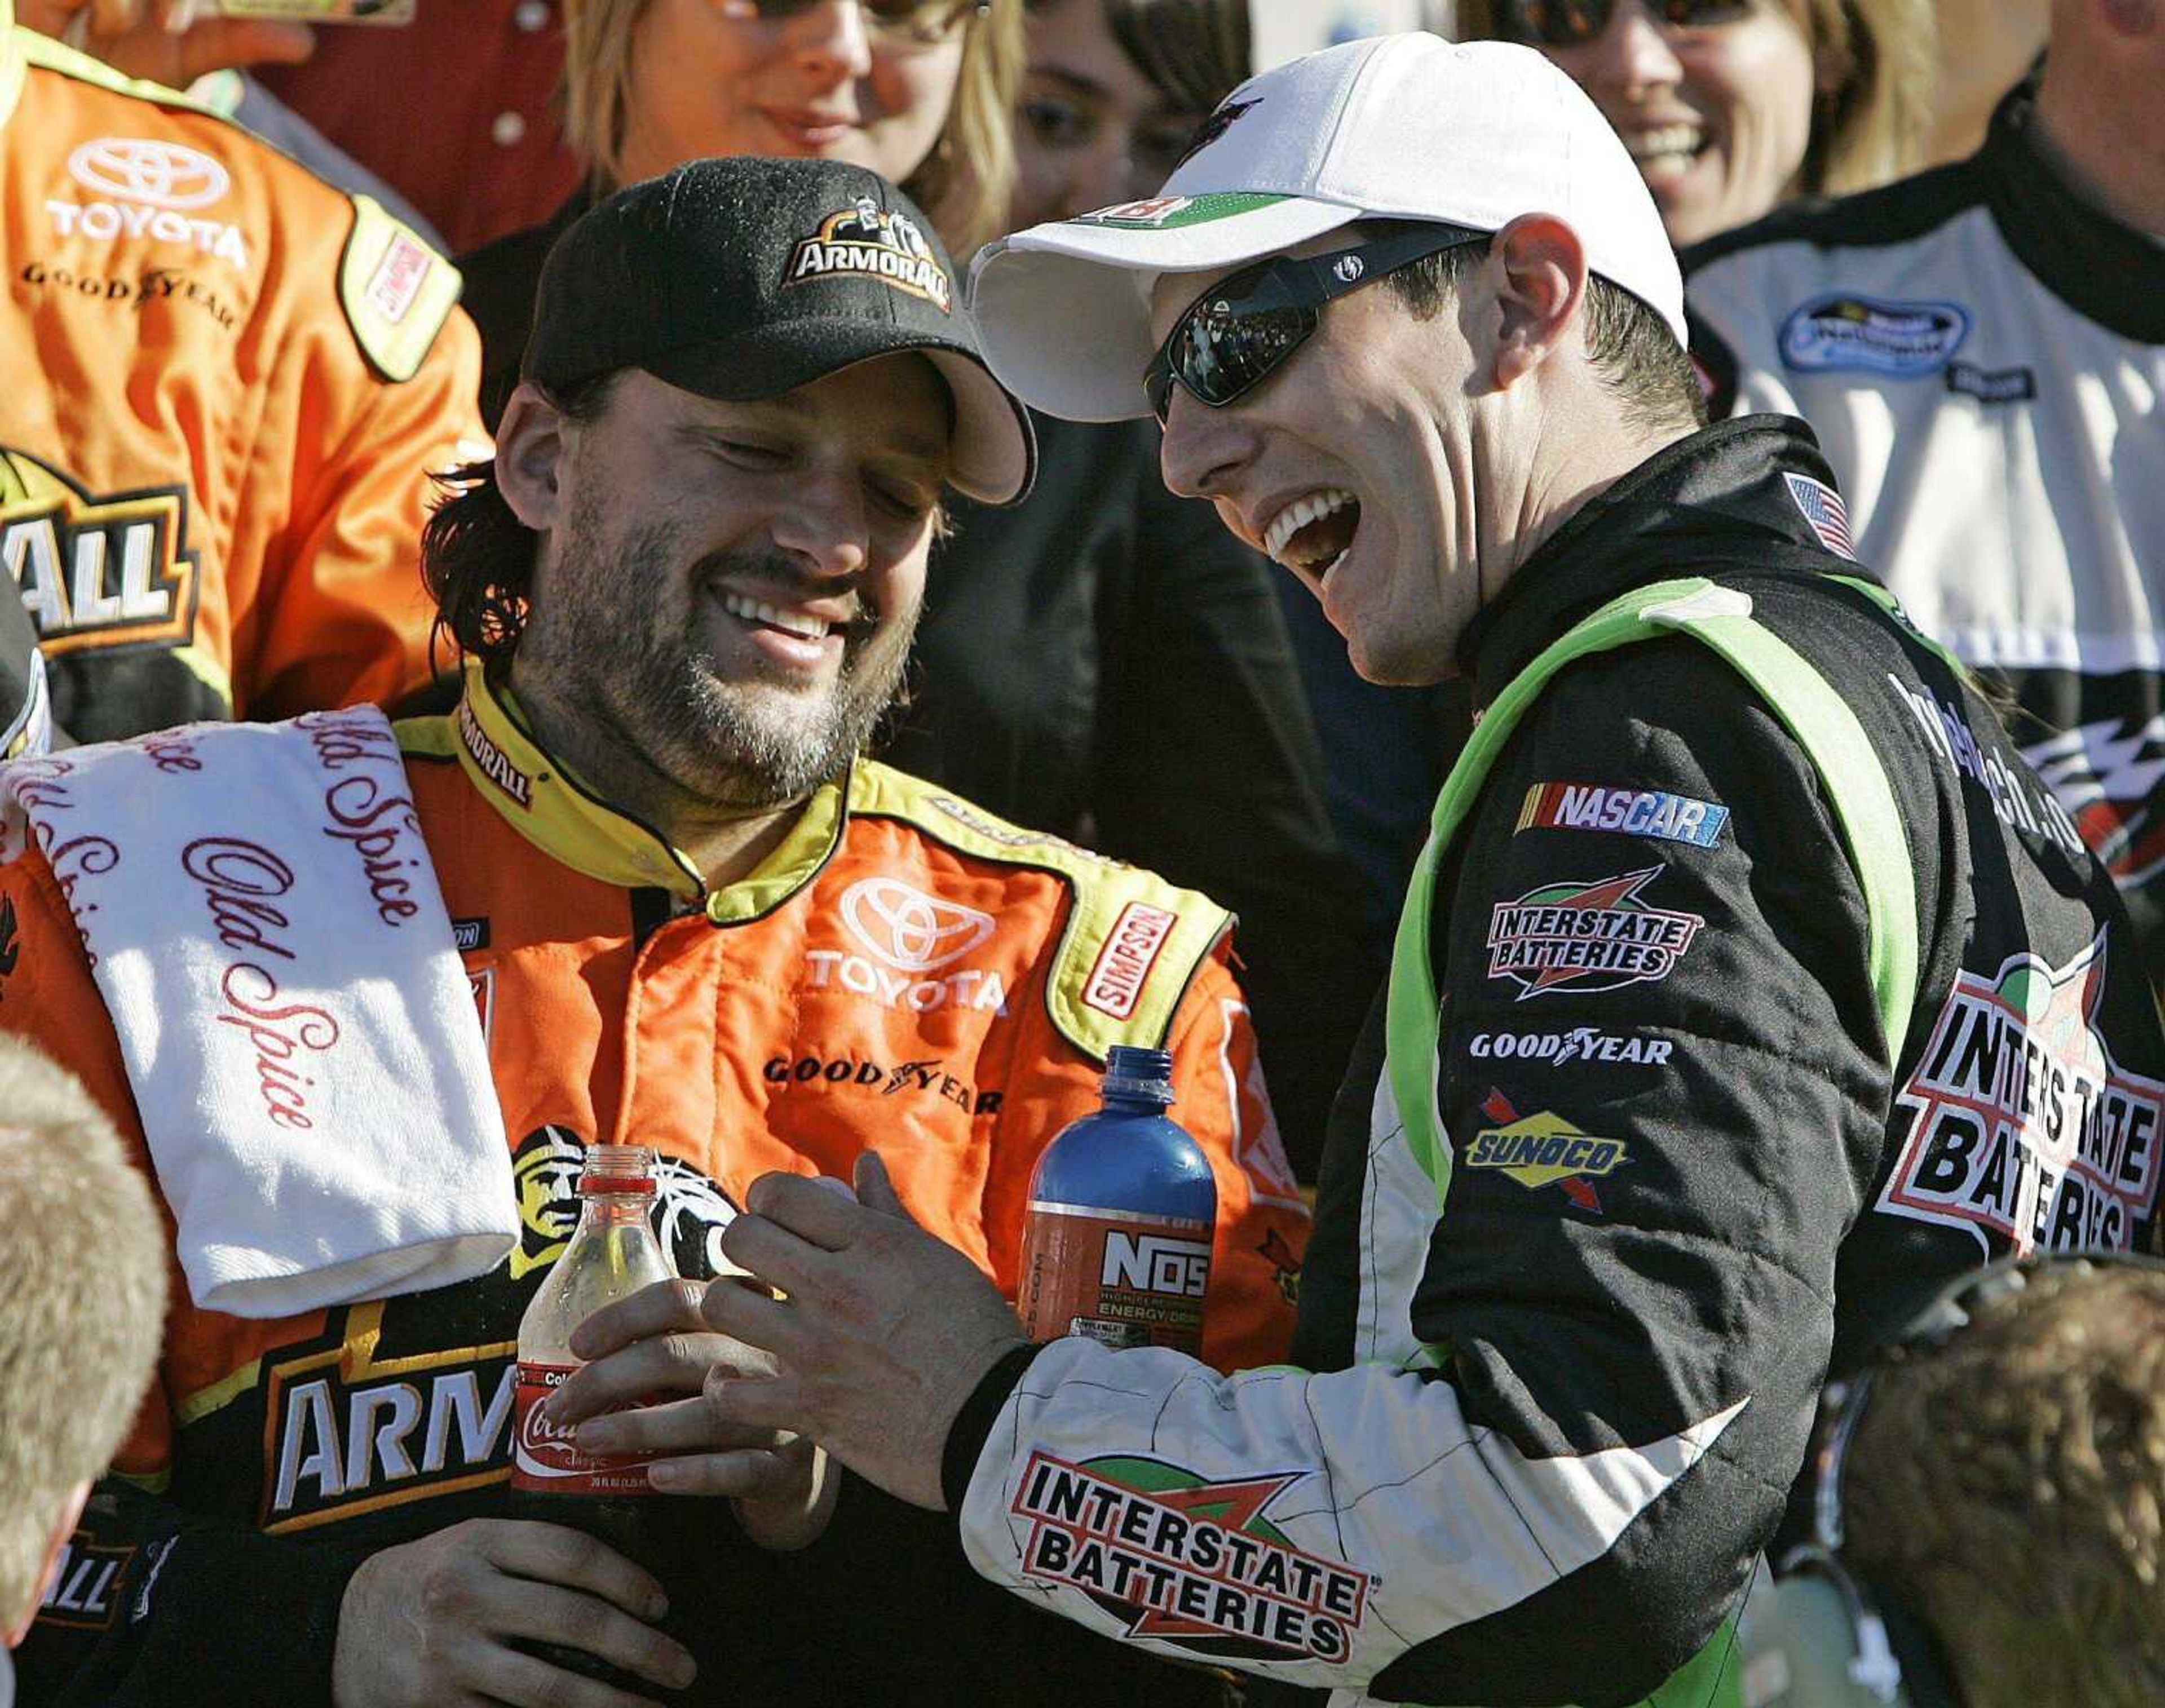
[785,198,951,312]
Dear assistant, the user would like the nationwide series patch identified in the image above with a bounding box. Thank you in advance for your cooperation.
[786,198,951,311]
[1778,294,1970,375]
[1487,867,1703,1000]
[1469,1091,1628,1213]
[1011,1452,1368,1662]
[1879,932,2162,1256]
[1516,781,1729,849]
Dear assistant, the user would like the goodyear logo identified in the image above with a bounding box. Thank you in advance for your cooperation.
[1,447,198,652]
[1466,1091,1627,1213]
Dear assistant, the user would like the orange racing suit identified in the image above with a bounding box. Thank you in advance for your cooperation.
[1,3,484,746]
[5,667,1310,1703]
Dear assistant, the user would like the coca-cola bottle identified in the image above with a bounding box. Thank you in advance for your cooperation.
[509,1143,682,1688]
[1016,1046,1217,1356]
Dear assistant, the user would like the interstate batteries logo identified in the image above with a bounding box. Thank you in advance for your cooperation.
[1879,933,2163,1256]
[787,198,950,310]
[1011,1452,1369,1662]
[1486,867,1703,1000]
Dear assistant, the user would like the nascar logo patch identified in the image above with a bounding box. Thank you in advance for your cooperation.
[1516,782,1728,849]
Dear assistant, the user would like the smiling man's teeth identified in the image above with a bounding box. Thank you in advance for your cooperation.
[1263,489,1359,563]
[721,592,831,641]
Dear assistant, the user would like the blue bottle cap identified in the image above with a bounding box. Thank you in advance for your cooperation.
[1102,1044,1174,1103]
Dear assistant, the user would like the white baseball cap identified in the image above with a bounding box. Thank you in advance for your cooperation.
[967,33,1686,423]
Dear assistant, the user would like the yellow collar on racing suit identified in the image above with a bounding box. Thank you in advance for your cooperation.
[400,660,849,926]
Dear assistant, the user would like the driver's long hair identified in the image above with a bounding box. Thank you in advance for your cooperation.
[418,373,619,671]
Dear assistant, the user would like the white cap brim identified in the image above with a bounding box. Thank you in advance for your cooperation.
[969,193,1364,423]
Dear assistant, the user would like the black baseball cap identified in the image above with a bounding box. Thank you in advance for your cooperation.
[523,156,1035,505]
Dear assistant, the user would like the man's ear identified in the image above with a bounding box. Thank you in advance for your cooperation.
[1483,213,1589,392]
[494,382,573,533]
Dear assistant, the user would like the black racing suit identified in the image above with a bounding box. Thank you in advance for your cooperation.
[940,419,2165,1706]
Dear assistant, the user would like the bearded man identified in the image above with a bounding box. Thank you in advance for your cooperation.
[1,157,1307,1708]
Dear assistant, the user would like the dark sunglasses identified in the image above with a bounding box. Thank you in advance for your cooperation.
[1144,222,1487,426]
[1493,0,1754,48]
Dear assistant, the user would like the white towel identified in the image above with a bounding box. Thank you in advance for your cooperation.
[1,709,515,1317]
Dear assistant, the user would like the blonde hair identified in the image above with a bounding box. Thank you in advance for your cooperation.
[0,1037,166,1629]
[1843,1263,2165,1708]
[562,1,1023,255]
[1455,0,1936,202]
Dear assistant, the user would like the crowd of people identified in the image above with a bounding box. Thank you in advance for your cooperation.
[1,1,2159,1705]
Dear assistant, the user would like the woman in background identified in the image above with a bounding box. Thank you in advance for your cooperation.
[462,0,1017,419]
[1459,0,1936,246]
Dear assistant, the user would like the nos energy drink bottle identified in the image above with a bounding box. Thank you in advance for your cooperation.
[1017,1045,1216,1355]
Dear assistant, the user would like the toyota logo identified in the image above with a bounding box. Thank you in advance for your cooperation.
[68,138,231,211]
[839,878,995,973]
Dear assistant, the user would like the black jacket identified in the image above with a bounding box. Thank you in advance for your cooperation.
[943,419,2165,1706]
[459,207,1372,1171]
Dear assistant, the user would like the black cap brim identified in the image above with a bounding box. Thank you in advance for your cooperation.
[644,320,1036,507]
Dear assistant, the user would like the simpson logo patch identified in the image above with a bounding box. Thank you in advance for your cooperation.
[1011,1452,1368,1662]
[1469,1091,1627,1213]
[1084,901,1177,1019]
[364,231,434,325]
[1,447,200,653]
[1778,294,1970,375]
[1879,932,2162,1256]
[1516,781,1729,849]
[1486,867,1703,1000]
[787,198,951,311]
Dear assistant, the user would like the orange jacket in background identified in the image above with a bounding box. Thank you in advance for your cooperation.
[0,11,484,744]
[5,670,1309,1702]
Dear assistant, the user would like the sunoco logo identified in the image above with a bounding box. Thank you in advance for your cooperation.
[1011,1452,1368,1662]
[1468,1090,1628,1213]
[840,877,993,972]
[785,198,950,311]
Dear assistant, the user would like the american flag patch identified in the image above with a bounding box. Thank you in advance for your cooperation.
[1784,472,1856,560]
